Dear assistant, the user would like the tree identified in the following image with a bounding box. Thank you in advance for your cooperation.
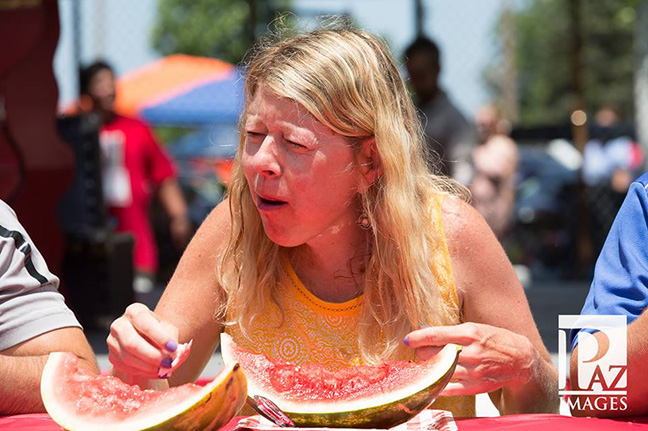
[152,0,292,65]
[488,0,638,126]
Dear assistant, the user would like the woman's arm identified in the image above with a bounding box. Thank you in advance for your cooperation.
[406,196,558,414]
[156,200,231,386]
[108,200,232,388]
[444,196,557,413]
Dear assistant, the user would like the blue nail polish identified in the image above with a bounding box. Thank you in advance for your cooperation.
[403,336,410,346]
[165,341,178,352]
[161,357,173,368]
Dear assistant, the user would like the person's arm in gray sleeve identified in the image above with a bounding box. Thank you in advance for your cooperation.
[0,200,98,414]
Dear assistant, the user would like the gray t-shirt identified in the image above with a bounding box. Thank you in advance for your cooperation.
[418,91,478,184]
[0,200,81,351]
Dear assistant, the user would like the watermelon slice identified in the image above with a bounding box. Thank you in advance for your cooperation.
[40,352,247,431]
[220,333,460,428]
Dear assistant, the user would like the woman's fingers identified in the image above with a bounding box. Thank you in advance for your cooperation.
[407,324,483,361]
[126,303,178,352]
[414,345,444,360]
[405,323,483,348]
[451,364,471,381]
[107,303,181,377]
[407,323,540,398]
[108,342,161,377]
[109,316,166,365]
[441,378,502,397]
[441,367,490,396]
[440,381,472,397]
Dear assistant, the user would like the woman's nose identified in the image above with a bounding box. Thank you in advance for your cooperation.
[250,135,281,177]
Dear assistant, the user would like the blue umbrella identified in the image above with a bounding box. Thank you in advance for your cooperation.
[169,125,239,160]
[141,69,245,126]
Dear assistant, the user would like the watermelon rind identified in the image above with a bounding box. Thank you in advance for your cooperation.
[220,333,461,429]
[40,352,247,431]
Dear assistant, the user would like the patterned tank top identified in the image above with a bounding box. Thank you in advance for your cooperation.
[225,196,476,417]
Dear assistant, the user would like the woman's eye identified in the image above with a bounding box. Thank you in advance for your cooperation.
[286,139,307,149]
[246,131,265,139]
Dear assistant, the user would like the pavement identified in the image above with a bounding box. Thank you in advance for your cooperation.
[87,279,589,417]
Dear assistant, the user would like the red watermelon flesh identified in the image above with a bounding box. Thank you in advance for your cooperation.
[62,358,203,419]
[229,342,441,402]
[41,352,247,431]
[220,333,460,428]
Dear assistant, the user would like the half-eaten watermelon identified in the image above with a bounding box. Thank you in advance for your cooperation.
[40,352,247,431]
[220,333,460,428]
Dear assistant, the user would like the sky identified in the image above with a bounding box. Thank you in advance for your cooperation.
[54,0,509,118]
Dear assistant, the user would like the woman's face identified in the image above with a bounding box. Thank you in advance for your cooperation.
[241,86,363,248]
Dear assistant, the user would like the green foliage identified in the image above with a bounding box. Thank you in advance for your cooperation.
[580,1,636,119]
[152,0,292,65]
[492,0,637,126]
[515,0,572,125]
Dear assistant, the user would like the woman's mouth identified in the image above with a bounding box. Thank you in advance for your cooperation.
[257,195,288,211]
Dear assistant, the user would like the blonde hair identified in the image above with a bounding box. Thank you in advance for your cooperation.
[218,26,466,364]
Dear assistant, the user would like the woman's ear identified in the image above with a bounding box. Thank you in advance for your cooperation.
[358,138,383,192]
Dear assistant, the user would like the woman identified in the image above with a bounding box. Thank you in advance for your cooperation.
[108,27,558,416]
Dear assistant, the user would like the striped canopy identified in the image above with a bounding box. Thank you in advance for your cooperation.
[115,54,245,126]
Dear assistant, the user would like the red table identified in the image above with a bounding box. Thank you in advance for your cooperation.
[455,414,648,430]
[3,414,648,431]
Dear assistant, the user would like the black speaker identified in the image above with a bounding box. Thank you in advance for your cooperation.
[57,114,134,329]
[57,113,107,240]
[62,233,134,330]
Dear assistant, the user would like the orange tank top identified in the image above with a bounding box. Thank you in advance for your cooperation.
[225,196,476,417]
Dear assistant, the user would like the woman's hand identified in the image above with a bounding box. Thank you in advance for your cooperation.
[436,197,558,414]
[107,303,180,380]
[405,322,539,396]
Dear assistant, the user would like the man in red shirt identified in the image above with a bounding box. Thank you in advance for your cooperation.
[80,61,191,292]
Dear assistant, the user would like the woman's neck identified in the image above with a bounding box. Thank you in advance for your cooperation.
[292,234,369,303]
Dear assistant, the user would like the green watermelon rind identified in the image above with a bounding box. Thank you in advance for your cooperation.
[220,333,461,429]
[40,352,247,431]
[286,345,460,429]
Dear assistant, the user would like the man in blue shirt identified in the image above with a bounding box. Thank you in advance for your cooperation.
[579,173,648,320]
[571,173,648,416]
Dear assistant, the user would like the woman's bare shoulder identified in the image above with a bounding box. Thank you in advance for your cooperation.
[439,194,491,256]
[439,193,525,311]
[195,198,233,247]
